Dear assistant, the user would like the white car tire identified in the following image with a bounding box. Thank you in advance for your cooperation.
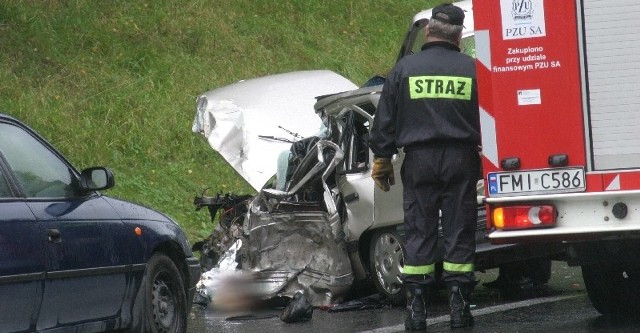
[369,229,405,306]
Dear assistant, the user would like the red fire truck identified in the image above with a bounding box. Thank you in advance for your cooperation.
[474,0,640,316]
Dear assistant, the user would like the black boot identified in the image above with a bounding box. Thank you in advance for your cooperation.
[448,283,474,328]
[404,283,427,331]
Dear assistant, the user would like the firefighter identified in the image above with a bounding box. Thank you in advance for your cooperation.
[369,3,480,331]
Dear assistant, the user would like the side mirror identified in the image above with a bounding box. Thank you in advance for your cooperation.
[79,167,115,191]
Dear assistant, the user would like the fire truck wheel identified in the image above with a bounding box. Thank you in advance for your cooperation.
[581,263,640,317]
[370,229,405,306]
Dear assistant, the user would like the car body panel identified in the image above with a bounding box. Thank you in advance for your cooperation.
[192,70,358,191]
[316,86,493,253]
[315,86,381,240]
[103,196,194,259]
[0,113,200,332]
[0,202,43,332]
[313,85,405,240]
[28,198,132,328]
[243,201,354,305]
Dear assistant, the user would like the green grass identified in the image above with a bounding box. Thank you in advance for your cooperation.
[0,0,446,242]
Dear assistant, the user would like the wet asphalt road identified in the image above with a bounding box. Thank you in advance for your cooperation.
[187,262,640,332]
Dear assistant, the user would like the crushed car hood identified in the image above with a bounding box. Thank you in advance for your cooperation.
[192,70,358,191]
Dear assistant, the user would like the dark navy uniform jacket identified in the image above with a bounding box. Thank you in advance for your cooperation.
[370,41,480,158]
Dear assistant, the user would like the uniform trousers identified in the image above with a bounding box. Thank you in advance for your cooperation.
[400,143,480,285]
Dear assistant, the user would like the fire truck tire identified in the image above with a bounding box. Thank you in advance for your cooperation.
[370,229,406,305]
[581,263,640,317]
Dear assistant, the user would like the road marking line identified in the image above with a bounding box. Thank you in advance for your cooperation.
[358,294,582,333]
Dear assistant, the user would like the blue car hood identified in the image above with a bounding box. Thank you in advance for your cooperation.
[102,196,175,223]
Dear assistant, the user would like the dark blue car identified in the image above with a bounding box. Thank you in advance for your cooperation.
[0,113,201,332]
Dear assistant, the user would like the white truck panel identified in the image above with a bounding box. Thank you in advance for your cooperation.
[487,189,640,240]
[583,0,640,170]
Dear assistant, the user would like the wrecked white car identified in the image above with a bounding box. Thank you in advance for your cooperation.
[191,70,360,308]
[191,1,564,309]
[191,74,563,308]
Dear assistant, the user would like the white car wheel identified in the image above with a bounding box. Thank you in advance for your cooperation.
[370,229,405,305]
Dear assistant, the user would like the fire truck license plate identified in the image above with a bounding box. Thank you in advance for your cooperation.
[487,168,586,197]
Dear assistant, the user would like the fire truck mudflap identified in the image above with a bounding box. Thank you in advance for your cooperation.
[474,0,640,316]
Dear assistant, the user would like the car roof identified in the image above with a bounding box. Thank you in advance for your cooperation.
[314,85,381,114]
[412,0,474,38]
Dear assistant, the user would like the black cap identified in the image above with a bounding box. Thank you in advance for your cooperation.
[431,3,465,26]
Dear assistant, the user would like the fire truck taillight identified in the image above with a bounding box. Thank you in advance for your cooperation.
[492,205,557,230]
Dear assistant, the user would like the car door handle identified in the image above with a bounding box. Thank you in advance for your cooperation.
[47,228,61,243]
